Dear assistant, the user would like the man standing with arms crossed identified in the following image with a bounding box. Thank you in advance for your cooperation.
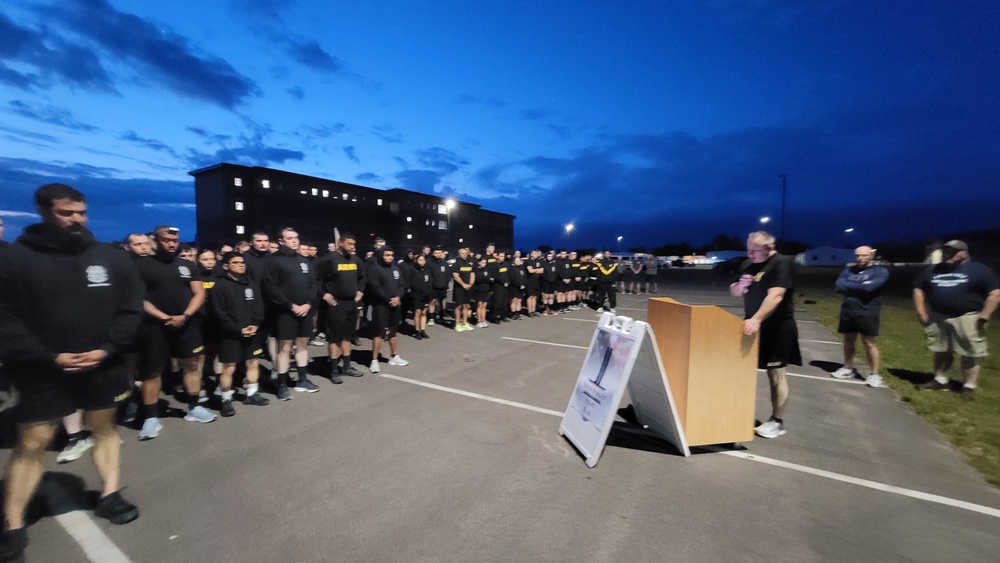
[314,233,367,381]
[914,240,999,399]
[0,184,143,562]
[830,246,889,387]
[730,231,801,439]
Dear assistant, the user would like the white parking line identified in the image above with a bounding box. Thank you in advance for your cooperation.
[379,373,1000,520]
[501,337,588,350]
[801,339,842,345]
[563,318,599,323]
[55,511,132,563]
[761,369,866,385]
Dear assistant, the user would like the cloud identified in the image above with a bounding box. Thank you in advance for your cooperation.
[119,131,179,157]
[39,0,258,109]
[355,172,382,183]
[187,126,233,145]
[455,94,506,108]
[342,145,359,163]
[520,108,552,121]
[371,124,403,144]
[0,11,114,92]
[6,100,98,132]
[415,147,468,175]
[394,170,443,193]
[284,38,344,72]
[287,86,305,100]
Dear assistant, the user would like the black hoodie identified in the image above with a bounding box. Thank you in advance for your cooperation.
[366,247,403,306]
[210,271,265,336]
[407,260,433,301]
[0,223,143,366]
[263,245,317,311]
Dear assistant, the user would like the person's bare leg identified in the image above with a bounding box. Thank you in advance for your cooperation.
[82,409,121,497]
[842,333,857,369]
[766,368,789,420]
[4,422,57,529]
[961,356,981,388]
[861,335,880,374]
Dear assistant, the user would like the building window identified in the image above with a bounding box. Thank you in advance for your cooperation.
[406,216,412,222]
[469,224,474,229]
[377,198,383,206]
[261,179,270,189]
[439,220,447,230]
[311,188,319,196]
[234,201,244,211]
[343,193,349,200]
[236,225,245,234]
[458,238,464,243]
[300,190,307,195]
[406,234,413,240]
[322,190,329,198]
[234,177,242,187]
[438,204,447,215]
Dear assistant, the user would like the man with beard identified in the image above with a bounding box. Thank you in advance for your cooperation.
[314,233,367,382]
[914,240,999,398]
[0,185,143,561]
[730,231,800,439]
[263,227,320,398]
[451,246,476,331]
[135,225,215,433]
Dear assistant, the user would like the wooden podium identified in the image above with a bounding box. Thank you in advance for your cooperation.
[646,298,758,446]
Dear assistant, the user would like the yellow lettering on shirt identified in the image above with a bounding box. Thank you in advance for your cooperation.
[460,267,473,272]
[337,263,358,271]
[499,267,507,272]
[754,272,765,282]
[202,281,215,289]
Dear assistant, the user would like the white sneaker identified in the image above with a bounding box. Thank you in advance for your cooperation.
[57,435,94,463]
[370,359,381,373]
[830,367,856,379]
[388,355,409,366]
[754,420,786,439]
[865,374,883,388]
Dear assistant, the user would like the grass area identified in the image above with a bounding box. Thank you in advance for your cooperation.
[796,270,1000,487]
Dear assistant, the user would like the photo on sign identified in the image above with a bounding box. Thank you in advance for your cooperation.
[571,329,633,429]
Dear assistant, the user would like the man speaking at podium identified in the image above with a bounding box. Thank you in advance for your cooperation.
[730,231,801,439]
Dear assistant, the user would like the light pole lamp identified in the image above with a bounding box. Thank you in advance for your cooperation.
[617,235,623,256]
[445,198,456,249]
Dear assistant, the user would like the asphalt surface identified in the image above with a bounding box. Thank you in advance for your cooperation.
[3,270,1000,562]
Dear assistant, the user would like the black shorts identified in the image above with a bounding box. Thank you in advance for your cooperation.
[838,311,880,337]
[510,287,525,301]
[556,279,571,293]
[274,309,316,340]
[411,293,430,310]
[541,280,555,295]
[645,273,657,282]
[8,356,131,424]
[138,319,204,379]
[432,288,448,301]
[758,318,802,370]
[473,288,490,303]
[453,285,471,306]
[525,278,541,297]
[372,305,402,337]
[218,334,264,364]
[323,301,359,342]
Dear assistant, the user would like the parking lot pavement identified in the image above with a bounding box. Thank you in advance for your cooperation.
[4,274,1000,562]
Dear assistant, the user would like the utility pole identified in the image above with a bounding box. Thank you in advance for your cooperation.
[778,174,787,242]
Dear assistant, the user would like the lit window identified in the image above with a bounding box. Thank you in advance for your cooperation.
[439,220,447,230]
[300,190,307,195]
[438,204,447,214]
[261,179,270,188]
[469,224,474,229]
[311,188,319,196]
[236,225,245,234]
[406,216,412,222]
[377,198,383,206]
[406,234,413,240]
[322,190,329,198]
[343,193,349,200]
[234,177,242,187]
[458,238,464,243]
[235,201,244,211]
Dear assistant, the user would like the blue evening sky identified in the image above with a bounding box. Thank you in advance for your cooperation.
[1,0,997,250]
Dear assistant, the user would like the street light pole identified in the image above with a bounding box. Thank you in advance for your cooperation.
[617,235,623,256]
[445,198,456,250]
[778,174,787,242]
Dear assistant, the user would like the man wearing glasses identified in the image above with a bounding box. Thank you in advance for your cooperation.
[830,246,889,387]
[210,252,269,416]
[731,230,800,439]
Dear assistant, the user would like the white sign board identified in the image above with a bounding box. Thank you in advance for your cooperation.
[559,313,690,467]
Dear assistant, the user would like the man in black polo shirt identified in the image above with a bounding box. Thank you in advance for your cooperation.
[0,185,143,561]
[135,225,215,433]
[314,232,367,381]
[263,227,319,399]
[730,231,800,439]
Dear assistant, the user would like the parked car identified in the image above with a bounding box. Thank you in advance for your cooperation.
[713,256,745,276]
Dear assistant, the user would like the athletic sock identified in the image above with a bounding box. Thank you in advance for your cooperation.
[963,383,977,390]
[935,375,949,385]
[188,395,199,410]
[342,356,352,370]
[246,383,259,397]
[278,372,289,386]
[221,389,234,401]
[296,365,308,382]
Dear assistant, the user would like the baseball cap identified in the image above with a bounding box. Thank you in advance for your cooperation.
[942,240,968,252]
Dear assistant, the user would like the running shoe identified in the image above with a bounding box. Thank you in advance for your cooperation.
[295,378,320,393]
[388,355,409,367]
[864,374,883,388]
[94,491,140,525]
[370,359,381,373]
[830,367,856,379]
[243,393,270,406]
[277,383,293,401]
[427,318,435,326]
[138,418,162,441]
[342,365,365,377]
[57,434,94,464]
[917,379,949,391]
[122,402,138,424]
[220,399,236,417]
[0,527,28,563]
[754,420,786,439]
[184,405,217,423]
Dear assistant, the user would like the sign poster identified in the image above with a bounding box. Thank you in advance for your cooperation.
[560,314,640,468]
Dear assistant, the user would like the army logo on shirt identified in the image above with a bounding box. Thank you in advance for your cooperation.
[245,288,254,300]
[300,263,310,274]
[86,265,111,287]
[393,270,400,279]
[178,265,192,279]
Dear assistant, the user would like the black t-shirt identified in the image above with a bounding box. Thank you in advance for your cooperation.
[451,257,475,284]
[527,259,543,279]
[740,253,795,322]
[135,254,202,317]
[915,260,1000,317]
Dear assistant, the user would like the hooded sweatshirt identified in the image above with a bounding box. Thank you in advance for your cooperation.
[0,223,143,366]
[263,245,317,311]
[210,271,265,336]
[366,247,404,306]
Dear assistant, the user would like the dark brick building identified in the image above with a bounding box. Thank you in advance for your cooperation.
[190,163,514,253]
